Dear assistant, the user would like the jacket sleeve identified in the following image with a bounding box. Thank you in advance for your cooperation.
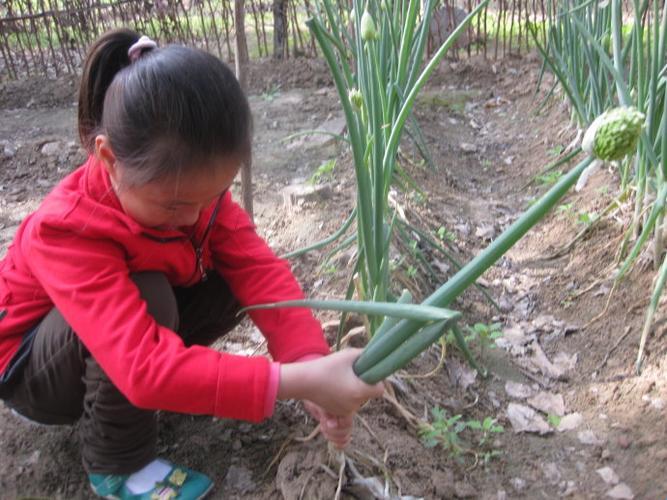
[209,195,331,362]
[25,216,271,422]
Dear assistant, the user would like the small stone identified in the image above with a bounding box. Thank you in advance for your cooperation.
[475,224,495,240]
[232,438,242,451]
[553,352,578,372]
[541,462,561,484]
[578,430,605,445]
[601,449,612,460]
[2,144,16,159]
[557,413,583,432]
[282,183,332,209]
[507,403,552,435]
[460,142,478,153]
[23,450,40,466]
[527,391,566,416]
[606,483,634,499]
[498,296,513,313]
[222,465,255,493]
[650,398,664,410]
[40,141,61,156]
[447,357,478,390]
[596,466,620,485]
[655,448,667,461]
[561,480,577,496]
[617,435,632,449]
[505,381,535,399]
[510,478,526,492]
[488,391,501,409]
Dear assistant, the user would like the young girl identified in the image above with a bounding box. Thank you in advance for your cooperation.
[0,29,383,499]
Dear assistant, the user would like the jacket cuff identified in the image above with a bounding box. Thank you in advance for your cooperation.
[214,354,271,423]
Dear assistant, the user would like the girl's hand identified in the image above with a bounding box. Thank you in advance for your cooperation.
[303,400,354,449]
[278,348,384,417]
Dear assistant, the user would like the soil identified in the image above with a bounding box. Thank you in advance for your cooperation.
[1,54,666,500]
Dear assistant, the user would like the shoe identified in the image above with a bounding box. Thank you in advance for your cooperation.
[89,459,213,500]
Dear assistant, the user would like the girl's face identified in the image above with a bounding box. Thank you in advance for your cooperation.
[96,136,240,229]
[114,164,237,229]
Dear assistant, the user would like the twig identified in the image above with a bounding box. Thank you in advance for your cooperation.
[318,463,338,480]
[382,390,421,429]
[584,280,618,329]
[295,425,321,443]
[339,326,367,347]
[297,469,319,500]
[261,433,296,479]
[595,326,632,373]
[465,451,480,472]
[356,414,386,452]
[572,277,609,299]
[399,340,447,380]
[462,391,480,411]
[333,451,346,500]
[517,366,549,388]
[250,339,267,356]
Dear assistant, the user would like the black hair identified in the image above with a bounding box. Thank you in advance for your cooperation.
[78,28,252,185]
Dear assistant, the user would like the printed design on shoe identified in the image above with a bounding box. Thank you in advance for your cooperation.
[151,468,188,499]
[168,468,187,487]
[150,485,178,500]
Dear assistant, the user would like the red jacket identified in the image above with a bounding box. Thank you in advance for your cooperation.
[0,156,330,422]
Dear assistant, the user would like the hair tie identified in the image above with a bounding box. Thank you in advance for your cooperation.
[128,35,157,63]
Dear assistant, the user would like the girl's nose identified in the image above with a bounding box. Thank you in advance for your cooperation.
[178,207,202,227]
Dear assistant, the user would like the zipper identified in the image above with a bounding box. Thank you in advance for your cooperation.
[194,246,207,282]
[189,193,225,283]
[140,193,225,283]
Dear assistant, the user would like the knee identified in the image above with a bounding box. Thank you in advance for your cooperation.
[130,272,179,331]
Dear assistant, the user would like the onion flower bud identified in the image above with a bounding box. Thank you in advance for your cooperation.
[361,10,378,41]
[348,88,364,113]
[582,107,645,161]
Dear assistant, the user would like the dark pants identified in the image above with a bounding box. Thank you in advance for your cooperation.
[3,272,241,474]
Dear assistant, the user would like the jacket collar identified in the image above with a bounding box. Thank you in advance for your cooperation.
[82,155,209,241]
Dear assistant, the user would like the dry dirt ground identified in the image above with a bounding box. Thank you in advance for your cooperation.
[1,56,666,499]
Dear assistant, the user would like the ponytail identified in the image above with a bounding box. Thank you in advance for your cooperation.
[77,29,252,186]
[78,28,141,152]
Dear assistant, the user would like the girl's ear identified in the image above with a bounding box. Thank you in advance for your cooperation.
[94,134,119,184]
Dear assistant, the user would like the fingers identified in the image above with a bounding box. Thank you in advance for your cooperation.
[304,401,355,449]
[303,399,324,421]
[320,414,354,449]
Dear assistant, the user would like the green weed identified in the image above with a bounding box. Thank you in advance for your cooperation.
[309,158,336,185]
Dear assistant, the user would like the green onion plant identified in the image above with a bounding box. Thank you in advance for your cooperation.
[246,0,647,383]
[533,0,666,372]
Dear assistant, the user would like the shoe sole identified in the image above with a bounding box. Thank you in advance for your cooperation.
[90,480,214,499]
[198,482,214,499]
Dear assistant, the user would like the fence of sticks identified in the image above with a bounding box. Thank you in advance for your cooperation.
[0,0,555,81]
